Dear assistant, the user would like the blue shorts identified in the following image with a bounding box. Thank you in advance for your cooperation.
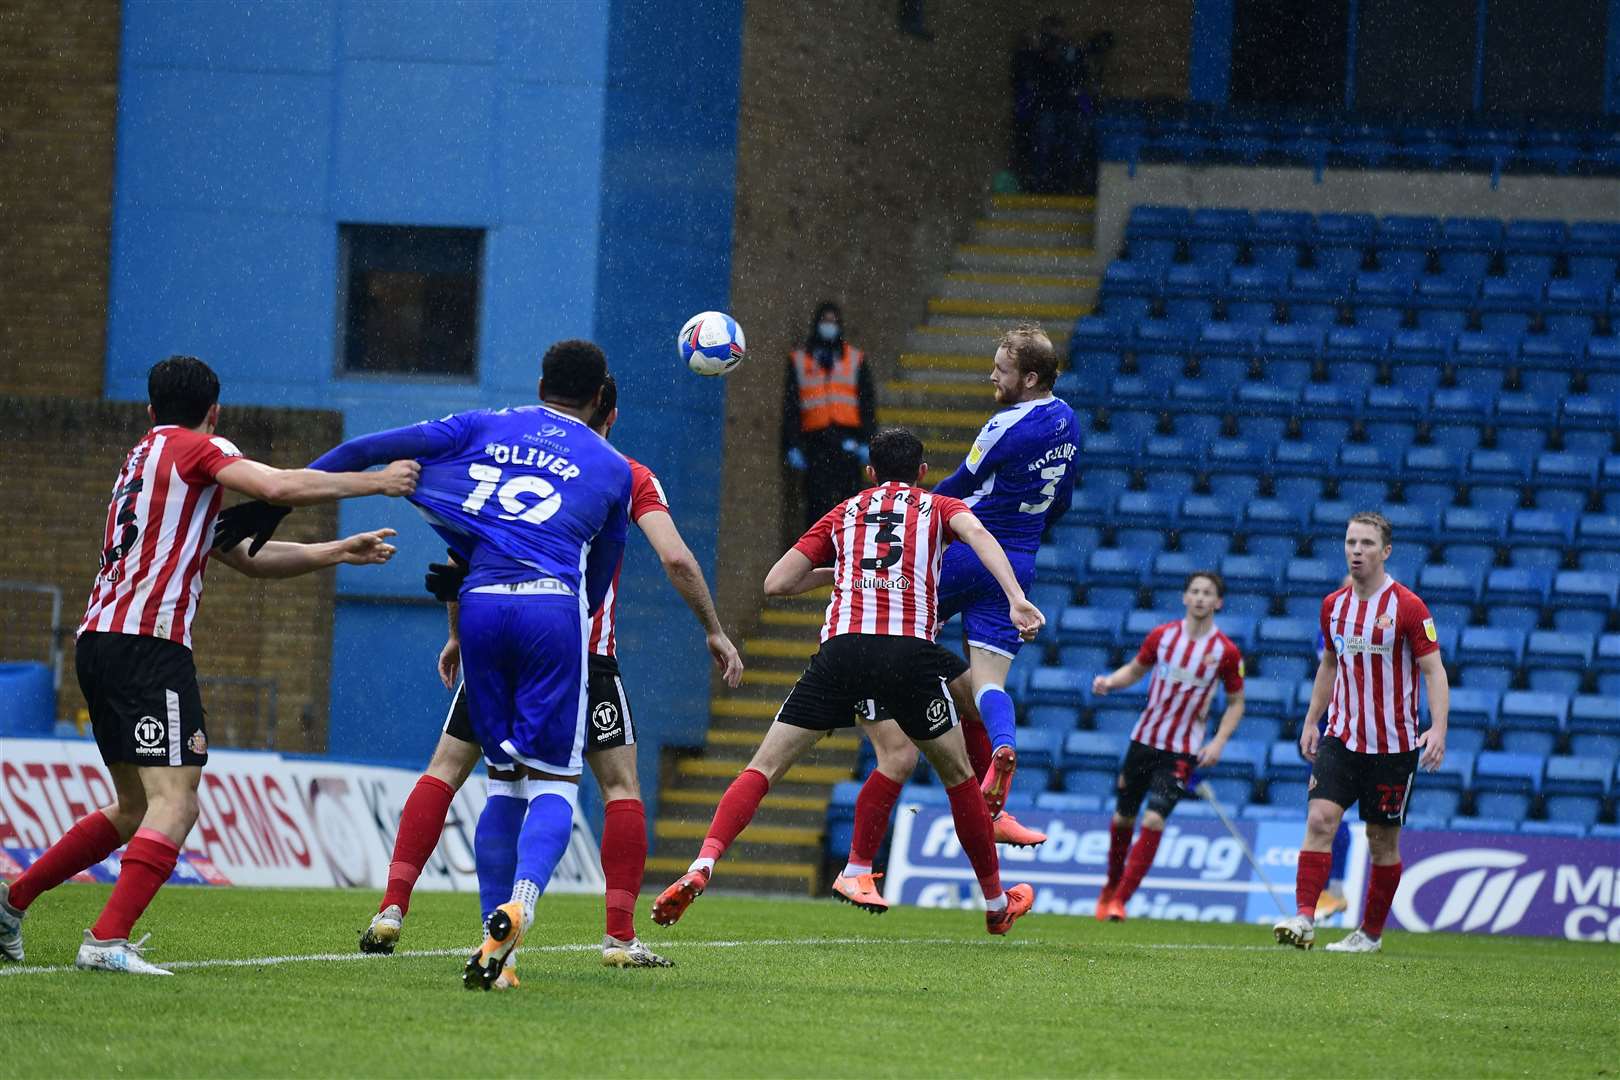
[937,544,1038,659]
[457,593,588,775]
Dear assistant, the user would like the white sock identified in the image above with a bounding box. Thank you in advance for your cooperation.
[984,892,1008,912]
[689,857,715,877]
[511,878,540,933]
[841,861,873,878]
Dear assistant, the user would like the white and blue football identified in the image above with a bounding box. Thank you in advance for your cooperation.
[678,310,746,376]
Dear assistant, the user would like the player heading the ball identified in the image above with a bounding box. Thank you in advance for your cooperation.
[651,428,1044,936]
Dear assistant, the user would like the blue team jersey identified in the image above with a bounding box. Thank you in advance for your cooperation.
[406,405,632,592]
[933,396,1078,554]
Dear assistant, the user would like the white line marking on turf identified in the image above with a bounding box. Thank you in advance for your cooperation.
[0,937,980,977]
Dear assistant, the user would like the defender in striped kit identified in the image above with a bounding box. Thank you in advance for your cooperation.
[356,375,743,976]
[1274,511,1451,953]
[0,357,412,975]
[1090,571,1247,921]
[651,429,1045,935]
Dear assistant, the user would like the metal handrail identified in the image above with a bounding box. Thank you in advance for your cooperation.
[0,580,64,690]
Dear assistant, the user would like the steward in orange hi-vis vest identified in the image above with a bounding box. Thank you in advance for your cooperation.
[782,301,877,527]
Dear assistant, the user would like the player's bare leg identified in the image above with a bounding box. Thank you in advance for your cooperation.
[361,731,480,955]
[2,764,145,964]
[652,721,823,927]
[1326,822,1401,953]
[913,725,1034,935]
[588,744,671,966]
[1275,799,1343,949]
[833,718,915,913]
[77,765,200,976]
[957,650,1046,845]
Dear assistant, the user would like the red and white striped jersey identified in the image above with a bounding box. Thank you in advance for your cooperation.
[794,482,970,643]
[1320,577,1439,754]
[586,458,668,659]
[78,426,244,650]
[1129,621,1245,754]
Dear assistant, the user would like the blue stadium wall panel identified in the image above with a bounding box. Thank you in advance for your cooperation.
[107,0,743,815]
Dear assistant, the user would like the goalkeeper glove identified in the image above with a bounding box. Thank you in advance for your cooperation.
[425,549,470,602]
[213,500,292,556]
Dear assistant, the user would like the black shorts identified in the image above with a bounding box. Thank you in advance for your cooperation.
[76,631,208,768]
[1115,740,1194,819]
[442,654,634,754]
[1309,735,1419,827]
[776,634,970,742]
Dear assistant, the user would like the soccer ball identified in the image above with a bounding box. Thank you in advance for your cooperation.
[677,311,746,376]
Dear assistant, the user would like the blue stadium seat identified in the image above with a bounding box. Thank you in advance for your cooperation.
[1058,607,1124,648]
[1418,564,1480,606]
[1442,506,1508,545]
[1065,731,1125,769]
[1266,741,1310,784]
[1036,792,1103,813]
[1553,570,1619,612]
[1486,566,1552,607]
[1526,631,1596,672]
[1456,627,1527,668]
[1256,618,1318,655]
[1061,767,1119,799]
[1220,554,1282,592]
[1028,667,1089,708]
[1024,705,1081,734]
[1091,709,1140,736]
[1447,728,1488,756]
[1283,557,1337,597]
[1544,755,1612,798]
[1448,688,1501,731]
[1242,679,1294,719]
[1114,490,1179,529]
[1510,510,1576,548]
[1087,548,1150,588]
[1538,452,1601,492]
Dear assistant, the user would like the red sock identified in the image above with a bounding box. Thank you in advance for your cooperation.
[91,828,178,941]
[962,719,993,783]
[1105,820,1132,888]
[8,811,123,910]
[850,771,903,866]
[381,775,456,916]
[601,799,647,941]
[698,768,770,864]
[944,777,1002,901]
[1295,849,1333,919]
[1115,826,1162,903]
[1362,862,1402,938]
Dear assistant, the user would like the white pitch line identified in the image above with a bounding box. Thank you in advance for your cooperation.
[0,935,1311,977]
[0,936,970,977]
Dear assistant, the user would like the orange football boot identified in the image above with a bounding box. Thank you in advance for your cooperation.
[986,884,1035,936]
[980,746,1018,816]
[993,810,1046,847]
[651,868,709,927]
[832,872,889,913]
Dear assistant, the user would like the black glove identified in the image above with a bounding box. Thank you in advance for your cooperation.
[425,549,470,602]
[213,500,292,556]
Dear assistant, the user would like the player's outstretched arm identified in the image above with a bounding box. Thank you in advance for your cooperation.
[637,510,744,688]
[948,511,1044,639]
[1415,650,1450,772]
[764,550,832,597]
[1298,648,1337,762]
[213,529,397,579]
[1091,658,1150,697]
[1196,692,1246,768]
[215,458,420,506]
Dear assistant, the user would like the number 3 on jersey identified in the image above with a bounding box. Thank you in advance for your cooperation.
[1019,463,1068,515]
[460,463,563,524]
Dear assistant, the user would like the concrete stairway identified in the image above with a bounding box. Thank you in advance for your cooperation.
[645,192,1099,897]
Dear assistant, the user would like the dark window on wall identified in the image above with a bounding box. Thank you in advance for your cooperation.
[1354,0,1476,114]
[1483,0,1606,115]
[1230,0,1351,107]
[338,225,483,379]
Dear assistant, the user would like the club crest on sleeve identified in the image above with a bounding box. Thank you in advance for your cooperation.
[1422,617,1438,642]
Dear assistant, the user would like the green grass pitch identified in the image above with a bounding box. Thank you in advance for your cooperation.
[5,884,1615,1077]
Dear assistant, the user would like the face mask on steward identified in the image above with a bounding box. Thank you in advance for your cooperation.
[817,321,840,342]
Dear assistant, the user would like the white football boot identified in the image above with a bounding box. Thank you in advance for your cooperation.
[75,930,172,975]
[0,881,24,962]
[602,935,674,968]
[1324,928,1382,953]
[1272,914,1316,950]
[359,904,403,954]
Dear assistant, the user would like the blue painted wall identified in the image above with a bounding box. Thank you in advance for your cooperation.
[109,0,742,823]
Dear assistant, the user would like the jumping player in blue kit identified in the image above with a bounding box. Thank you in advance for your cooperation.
[226,341,630,990]
[832,326,1076,907]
